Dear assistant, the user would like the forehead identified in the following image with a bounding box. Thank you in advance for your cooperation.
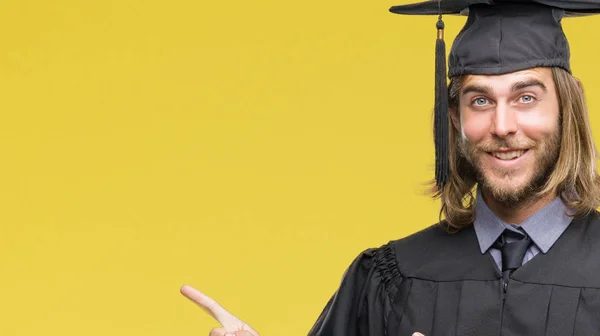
[461,67,554,91]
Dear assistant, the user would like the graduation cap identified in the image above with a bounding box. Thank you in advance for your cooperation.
[388,0,600,189]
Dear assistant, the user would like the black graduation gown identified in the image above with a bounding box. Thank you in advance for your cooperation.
[308,210,600,336]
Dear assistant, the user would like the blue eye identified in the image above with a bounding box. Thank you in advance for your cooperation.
[473,97,488,106]
[520,95,535,103]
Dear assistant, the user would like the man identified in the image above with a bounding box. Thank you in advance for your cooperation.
[181,0,600,334]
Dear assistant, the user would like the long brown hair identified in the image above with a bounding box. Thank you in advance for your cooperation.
[431,67,600,230]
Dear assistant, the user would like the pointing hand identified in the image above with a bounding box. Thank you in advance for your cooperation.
[180,284,260,336]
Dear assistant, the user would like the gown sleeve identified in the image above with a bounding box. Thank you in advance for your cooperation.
[308,245,402,336]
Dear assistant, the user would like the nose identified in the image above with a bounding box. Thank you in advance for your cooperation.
[491,103,518,137]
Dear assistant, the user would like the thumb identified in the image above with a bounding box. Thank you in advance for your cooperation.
[412,333,425,336]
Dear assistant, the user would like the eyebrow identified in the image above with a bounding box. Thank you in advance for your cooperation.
[512,80,547,92]
[461,84,492,96]
[461,79,548,96]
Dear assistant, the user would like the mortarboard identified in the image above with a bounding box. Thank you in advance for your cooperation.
[388,0,600,189]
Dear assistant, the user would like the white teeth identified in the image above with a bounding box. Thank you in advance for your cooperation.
[492,150,525,160]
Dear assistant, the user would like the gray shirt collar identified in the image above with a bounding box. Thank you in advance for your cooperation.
[473,188,574,254]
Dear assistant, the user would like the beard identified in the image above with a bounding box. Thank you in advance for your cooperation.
[458,130,561,208]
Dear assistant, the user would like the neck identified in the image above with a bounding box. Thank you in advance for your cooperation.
[481,189,557,225]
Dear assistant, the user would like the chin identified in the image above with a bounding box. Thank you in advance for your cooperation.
[481,172,535,202]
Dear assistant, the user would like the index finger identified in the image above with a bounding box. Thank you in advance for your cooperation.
[180,284,238,326]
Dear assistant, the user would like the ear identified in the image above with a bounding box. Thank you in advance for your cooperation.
[449,106,461,132]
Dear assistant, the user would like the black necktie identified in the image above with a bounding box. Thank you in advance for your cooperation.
[493,229,532,285]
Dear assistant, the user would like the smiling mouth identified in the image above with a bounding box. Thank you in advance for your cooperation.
[489,149,528,160]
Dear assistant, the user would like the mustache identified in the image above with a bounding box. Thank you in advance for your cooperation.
[467,138,537,152]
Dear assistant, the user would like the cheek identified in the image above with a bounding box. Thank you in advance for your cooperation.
[460,111,490,143]
[517,109,560,140]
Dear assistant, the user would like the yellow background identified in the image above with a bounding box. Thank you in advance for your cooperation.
[1,0,599,334]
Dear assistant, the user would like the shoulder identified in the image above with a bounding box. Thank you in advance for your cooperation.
[389,222,477,258]
[578,208,600,229]
[511,210,600,287]
[347,223,473,278]
[380,222,498,281]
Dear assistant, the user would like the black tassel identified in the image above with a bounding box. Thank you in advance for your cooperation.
[434,15,449,190]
